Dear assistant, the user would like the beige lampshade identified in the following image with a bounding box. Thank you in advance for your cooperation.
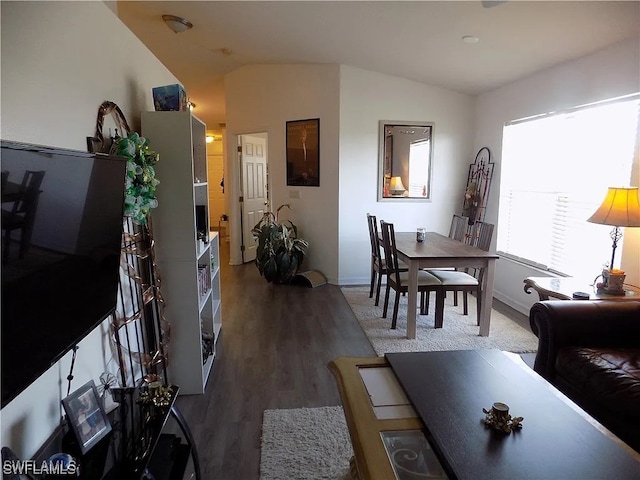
[587,187,640,227]
[389,176,407,195]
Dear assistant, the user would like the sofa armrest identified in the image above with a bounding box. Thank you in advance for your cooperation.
[529,300,640,380]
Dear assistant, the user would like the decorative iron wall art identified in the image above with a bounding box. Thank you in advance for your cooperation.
[463,147,494,225]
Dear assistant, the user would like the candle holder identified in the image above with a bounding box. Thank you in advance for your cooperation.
[482,402,523,434]
[597,269,626,295]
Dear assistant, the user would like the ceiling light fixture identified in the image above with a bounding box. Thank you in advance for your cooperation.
[462,35,480,44]
[162,14,193,34]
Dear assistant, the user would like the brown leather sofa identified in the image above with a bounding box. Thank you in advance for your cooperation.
[529,300,640,453]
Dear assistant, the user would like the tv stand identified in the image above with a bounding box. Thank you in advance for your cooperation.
[33,386,200,479]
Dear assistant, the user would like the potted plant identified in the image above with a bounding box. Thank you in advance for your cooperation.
[252,204,309,283]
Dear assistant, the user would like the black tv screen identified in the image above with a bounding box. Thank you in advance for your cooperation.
[1,141,127,407]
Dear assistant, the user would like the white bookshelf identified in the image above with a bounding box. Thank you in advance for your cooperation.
[142,111,222,395]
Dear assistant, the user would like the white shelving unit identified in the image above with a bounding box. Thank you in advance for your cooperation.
[142,110,222,395]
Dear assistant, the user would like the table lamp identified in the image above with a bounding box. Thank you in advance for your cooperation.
[587,186,640,293]
[389,176,407,196]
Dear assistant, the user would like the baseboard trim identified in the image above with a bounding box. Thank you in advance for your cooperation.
[493,290,530,317]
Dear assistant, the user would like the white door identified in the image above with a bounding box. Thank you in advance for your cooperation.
[240,134,268,263]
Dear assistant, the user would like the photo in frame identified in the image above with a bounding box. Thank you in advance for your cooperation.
[61,380,112,454]
[286,118,320,186]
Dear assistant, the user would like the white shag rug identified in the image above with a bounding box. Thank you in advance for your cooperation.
[259,406,352,480]
[341,286,538,356]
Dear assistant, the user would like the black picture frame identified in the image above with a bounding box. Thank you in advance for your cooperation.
[61,380,112,454]
[286,118,320,186]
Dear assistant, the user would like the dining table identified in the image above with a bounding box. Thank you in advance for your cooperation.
[394,232,499,338]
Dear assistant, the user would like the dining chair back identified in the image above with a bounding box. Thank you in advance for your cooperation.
[471,221,494,251]
[367,213,408,306]
[449,214,469,242]
[379,220,444,329]
[366,213,383,303]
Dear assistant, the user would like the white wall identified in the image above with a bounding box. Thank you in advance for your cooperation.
[225,64,341,282]
[1,1,178,458]
[338,66,475,284]
[475,37,640,315]
[225,64,474,285]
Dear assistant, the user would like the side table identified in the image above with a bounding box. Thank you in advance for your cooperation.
[523,276,640,301]
[25,386,201,480]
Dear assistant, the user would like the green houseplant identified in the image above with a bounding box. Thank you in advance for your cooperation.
[252,204,309,283]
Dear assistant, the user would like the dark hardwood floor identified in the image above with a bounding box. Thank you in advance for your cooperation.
[171,239,533,480]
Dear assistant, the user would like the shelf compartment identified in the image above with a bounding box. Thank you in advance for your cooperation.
[197,263,212,302]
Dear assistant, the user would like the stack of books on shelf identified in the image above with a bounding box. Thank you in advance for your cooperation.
[197,264,211,300]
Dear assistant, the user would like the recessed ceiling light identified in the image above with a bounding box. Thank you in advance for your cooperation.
[462,35,480,44]
[162,14,193,34]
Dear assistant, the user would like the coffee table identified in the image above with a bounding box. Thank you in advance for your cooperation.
[329,350,640,480]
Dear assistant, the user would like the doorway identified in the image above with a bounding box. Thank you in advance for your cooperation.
[238,133,269,263]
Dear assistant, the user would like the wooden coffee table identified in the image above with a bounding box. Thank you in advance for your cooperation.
[329,350,640,480]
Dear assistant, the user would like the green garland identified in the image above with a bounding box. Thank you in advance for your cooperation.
[116,132,160,225]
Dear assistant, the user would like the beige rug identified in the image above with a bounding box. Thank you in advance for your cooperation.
[259,406,352,480]
[341,286,538,355]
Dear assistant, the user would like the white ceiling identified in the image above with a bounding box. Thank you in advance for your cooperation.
[116,1,640,130]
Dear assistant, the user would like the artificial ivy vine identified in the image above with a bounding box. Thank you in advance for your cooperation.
[116,132,160,225]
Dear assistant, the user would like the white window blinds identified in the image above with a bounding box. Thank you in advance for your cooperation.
[497,95,639,279]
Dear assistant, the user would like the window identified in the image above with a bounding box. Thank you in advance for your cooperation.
[408,139,431,197]
[497,95,639,279]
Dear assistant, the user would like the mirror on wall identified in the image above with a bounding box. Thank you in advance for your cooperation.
[378,121,434,201]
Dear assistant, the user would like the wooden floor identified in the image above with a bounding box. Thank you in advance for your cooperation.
[172,240,532,480]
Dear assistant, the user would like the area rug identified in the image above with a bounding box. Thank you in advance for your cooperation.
[341,286,538,355]
[259,406,352,480]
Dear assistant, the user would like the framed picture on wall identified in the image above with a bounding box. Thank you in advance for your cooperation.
[286,118,320,186]
[61,380,112,454]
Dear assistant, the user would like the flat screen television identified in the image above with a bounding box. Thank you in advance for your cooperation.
[1,141,127,408]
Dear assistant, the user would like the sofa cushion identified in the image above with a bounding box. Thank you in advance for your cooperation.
[555,347,640,420]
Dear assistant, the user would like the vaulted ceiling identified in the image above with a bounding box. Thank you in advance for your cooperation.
[116,1,640,129]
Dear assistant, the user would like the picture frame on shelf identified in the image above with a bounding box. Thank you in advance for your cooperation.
[286,118,320,187]
[61,380,112,454]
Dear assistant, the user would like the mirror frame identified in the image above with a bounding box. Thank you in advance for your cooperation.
[377,120,434,202]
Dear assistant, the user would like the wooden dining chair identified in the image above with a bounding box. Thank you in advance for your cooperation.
[366,213,407,306]
[427,221,494,326]
[446,214,471,304]
[379,220,444,329]
[449,214,469,242]
[2,170,45,263]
